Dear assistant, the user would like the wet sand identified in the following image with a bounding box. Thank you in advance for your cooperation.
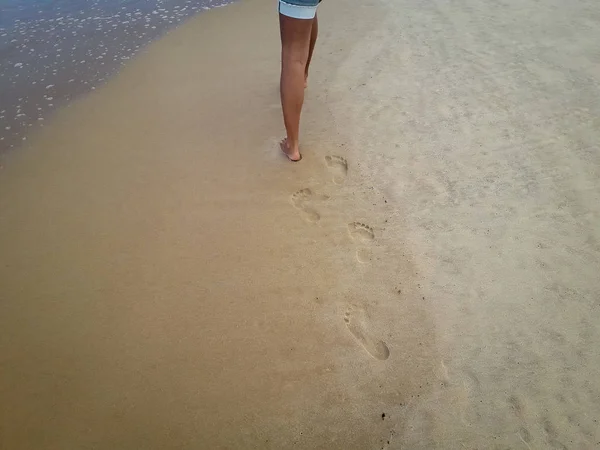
[1,0,600,448]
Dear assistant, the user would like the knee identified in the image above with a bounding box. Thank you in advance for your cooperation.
[282,46,309,67]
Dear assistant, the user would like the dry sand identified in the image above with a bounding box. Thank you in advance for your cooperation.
[1,0,599,448]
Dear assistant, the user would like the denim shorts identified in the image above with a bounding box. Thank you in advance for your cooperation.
[279,0,320,19]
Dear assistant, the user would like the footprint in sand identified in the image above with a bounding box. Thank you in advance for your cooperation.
[348,222,375,242]
[291,188,312,207]
[325,155,348,184]
[290,188,320,223]
[348,222,375,263]
[355,248,373,264]
[344,306,390,360]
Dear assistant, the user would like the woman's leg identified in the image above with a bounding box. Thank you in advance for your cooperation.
[279,14,314,161]
[305,14,318,87]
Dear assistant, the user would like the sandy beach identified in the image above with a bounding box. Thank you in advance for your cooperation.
[1,0,599,448]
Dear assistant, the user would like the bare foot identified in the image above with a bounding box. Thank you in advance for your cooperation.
[304,74,308,89]
[280,138,302,162]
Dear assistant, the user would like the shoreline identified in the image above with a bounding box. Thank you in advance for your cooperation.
[0,0,234,154]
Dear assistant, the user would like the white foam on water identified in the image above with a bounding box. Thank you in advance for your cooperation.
[0,0,237,151]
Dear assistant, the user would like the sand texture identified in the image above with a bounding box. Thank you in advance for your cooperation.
[1,0,599,448]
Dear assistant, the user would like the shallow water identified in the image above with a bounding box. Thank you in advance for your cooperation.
[0,0,233,153]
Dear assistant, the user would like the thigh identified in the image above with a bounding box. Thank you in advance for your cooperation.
[279,10,314,56]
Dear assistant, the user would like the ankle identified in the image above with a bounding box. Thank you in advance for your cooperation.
[287,138,299,152]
